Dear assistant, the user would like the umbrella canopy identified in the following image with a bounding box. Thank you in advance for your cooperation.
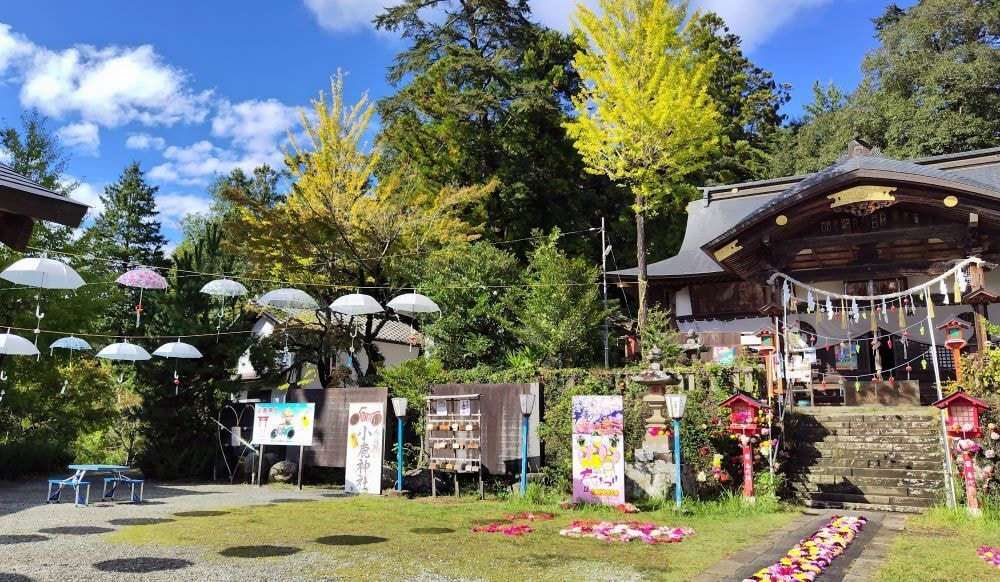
[330,293,384,316]
[0,257,85,289]
[257,288,319,310]
[116,268,168,290]
[96,342,152,361]
[0,330,40,356]
[152,341,203,359]
[200,279,248,297]
[387,293,440,315]
[50,336,93,351]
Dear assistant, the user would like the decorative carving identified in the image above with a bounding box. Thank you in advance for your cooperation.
[714,239,742,261]
[827,185,898,216]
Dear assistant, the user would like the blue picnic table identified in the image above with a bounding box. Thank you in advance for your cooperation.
[47,464,144,505]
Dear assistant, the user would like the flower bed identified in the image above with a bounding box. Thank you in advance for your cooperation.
[747,515,867,581]
[559,520,694,544]
[978,546,1000,568]
[472,523,533,536]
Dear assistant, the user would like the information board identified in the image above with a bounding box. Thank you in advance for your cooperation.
[344,402,385,494]
[251,403,315,447]
[572,395,625,506]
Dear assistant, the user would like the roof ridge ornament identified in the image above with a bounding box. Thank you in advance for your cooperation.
[827,185,897,216]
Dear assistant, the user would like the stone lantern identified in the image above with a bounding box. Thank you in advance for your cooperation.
[720,392,770,501]
[938,318,971,382]
[680,330,708,363]
[631,346,680,450]
[933,388,991,516]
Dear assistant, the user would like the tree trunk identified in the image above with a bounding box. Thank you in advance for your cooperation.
[635,192,649,340]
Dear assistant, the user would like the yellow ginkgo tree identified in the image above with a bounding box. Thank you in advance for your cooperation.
[224,73,491,381]
[565,0,721,332]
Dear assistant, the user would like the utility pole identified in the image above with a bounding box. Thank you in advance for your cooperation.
[602,217,610,367]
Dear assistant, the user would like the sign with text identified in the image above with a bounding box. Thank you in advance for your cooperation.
[345,402,385,494]
[571,395,625,506]
[251,403,315,447]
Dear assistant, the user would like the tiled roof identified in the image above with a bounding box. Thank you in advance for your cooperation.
[262,309,422,345]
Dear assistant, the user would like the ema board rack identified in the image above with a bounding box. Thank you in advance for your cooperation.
[426,394,483,498]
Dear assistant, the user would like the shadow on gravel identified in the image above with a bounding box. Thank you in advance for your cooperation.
[218,545,301,558]
[315,535,388,546]
[107,518,175,526]
[0,534,48,545]
[0,573,33,581]
[172,510,229,517]
[410,527,455,535]
[37,526,114,535]
[93,557,192,573]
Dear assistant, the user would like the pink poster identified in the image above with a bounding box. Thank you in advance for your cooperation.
[572,395,625,506]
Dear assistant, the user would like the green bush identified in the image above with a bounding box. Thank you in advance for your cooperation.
[0,439,72,480]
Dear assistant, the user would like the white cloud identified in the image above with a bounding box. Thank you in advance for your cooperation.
[125,132,166,150]
[56,121,100,155]
[302,0,391,32]
[149,139,282,186]
[62,177,104,215]
[0,23,211,128]
[156,192,212,229]
[212,98,299,158]
[695,0,833,51]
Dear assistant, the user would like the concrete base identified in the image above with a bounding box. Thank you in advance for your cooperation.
[625,447,695,501]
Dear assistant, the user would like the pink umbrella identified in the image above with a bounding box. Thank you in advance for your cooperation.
[116,268,168,328]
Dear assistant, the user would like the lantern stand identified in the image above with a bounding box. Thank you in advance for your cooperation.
[391,397,408,493]
[720,393,770,502]
[937,319,970,383]
[519,393,535,497]
[755,327,777,399]
[933,388,990,516]
[665,394,687,508]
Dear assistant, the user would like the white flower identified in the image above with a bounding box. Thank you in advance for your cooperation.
[696,471,707,482]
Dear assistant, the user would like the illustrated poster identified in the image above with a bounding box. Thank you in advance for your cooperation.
[712,346,736,365]
[251,403,315,446]
[835,345,858,370]
[345,402,385,494]
[572,395,625,506]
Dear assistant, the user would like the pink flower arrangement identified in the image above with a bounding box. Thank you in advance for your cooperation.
[648,427,671,437]
[978,546,1000,568]
[747,515,867,581]
[472,523,533,536]
[559,520,694,544]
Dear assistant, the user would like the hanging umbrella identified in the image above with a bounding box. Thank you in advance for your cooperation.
[387,293,440,315]
[2,258,86,349]
[0,330,40,356]
[153,340,203,394]
[0,258,85,289]
[257,288,318,310]
[117,268,168,328]
[50,336,92,394]
[96,342,152,361]
[201,279,249,340]
[331,293,384,316]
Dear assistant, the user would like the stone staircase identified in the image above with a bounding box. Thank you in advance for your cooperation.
[788,407,948,513]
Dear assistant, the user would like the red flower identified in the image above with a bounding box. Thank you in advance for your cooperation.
[699,447,709,457]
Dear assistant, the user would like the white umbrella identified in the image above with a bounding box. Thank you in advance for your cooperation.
[96,342,152,361]
[200,279,248,297]
[153,341,203,359]
[330,293,384,316]
[0,330,40,356]
[387,293,440,315]
[0,257,85,289]
[257,288,319,310]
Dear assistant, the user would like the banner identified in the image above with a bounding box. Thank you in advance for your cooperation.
[251,403,315,446]
[572,395,625,506]
[345,402,385,494]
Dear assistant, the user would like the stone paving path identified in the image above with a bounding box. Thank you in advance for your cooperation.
[693,509,906,582]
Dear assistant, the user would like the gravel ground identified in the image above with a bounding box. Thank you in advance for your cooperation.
[0,479,418,582]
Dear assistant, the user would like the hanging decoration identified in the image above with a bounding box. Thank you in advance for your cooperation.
[0,329,42,383]
[825,295,833,320]
[200,279,249,340]
[806,290,815,313]
[1,257,86,351]
[330,293,384,316]
[152,340,204,395]
[116,268,168,328]
[96,341,152,383]
[387,293,441,316]
[50,336,93,394]
[256,288,319,310]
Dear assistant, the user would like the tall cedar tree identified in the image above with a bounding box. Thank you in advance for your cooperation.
[565,0,720,331]
[223,75,489,381]
[771,0,1000,175]
[375,0,623,257]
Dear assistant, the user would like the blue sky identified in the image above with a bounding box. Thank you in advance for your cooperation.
[0,0,913,247]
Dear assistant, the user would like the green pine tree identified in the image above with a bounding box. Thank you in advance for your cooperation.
[86,161,168,269]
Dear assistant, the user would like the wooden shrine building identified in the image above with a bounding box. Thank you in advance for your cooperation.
[0,162,88,250]
[611,140,1000,406]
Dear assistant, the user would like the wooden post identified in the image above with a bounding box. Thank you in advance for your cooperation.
[257,444,265,488]
[430,466,436,498]
[453,472,459,498]
[953,347,964,383]
[297,446,304,491]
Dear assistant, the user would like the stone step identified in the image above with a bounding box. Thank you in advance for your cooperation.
[794,466,942,480]
[796,410,934,421]
[792,473,943,489]
[812,434,943,445]
[797,491,940,508]
[796,427,940,438]
[797,497,930,514]
[795,445,943,461]
[790,458,943,471]
[797,420,937,430]
[790,479,941,498]
[795,441,941,454]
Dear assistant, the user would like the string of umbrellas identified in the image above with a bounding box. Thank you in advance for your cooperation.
[0,257,440,394]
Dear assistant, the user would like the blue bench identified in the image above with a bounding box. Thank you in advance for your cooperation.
[47,479,91,506]
[102,476,144,503]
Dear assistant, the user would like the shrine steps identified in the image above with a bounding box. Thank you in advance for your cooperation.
[788,407,946,514]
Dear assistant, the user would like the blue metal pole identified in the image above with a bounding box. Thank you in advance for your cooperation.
[673,418,683,508]
[520,415,529,496]
[397,417,404,492]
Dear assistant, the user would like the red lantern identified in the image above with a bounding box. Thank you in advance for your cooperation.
[937,319,970,351]
[933,388,990,439]
[720,393,770,500]
[755,327,776,356]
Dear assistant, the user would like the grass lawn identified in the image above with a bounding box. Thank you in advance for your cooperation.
[108,493,800,581]
[876,507,1000,581]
